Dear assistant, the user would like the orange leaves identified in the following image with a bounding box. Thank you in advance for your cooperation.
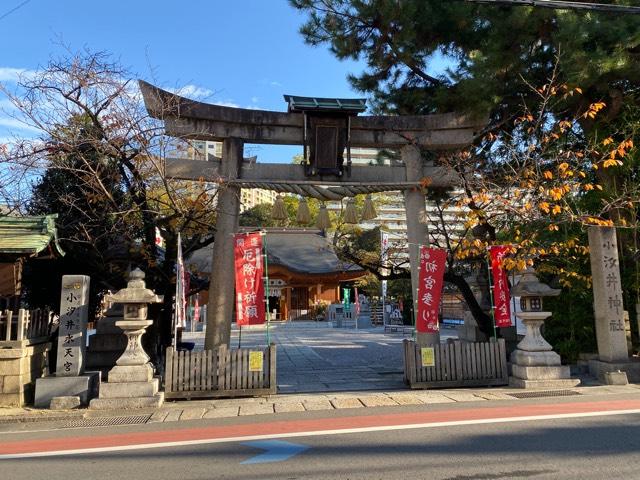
[543,170,553,180]
[548,187,566,201]
[539,202,550,213]
[603,158,623,168]
[557,120,573,132]
[472,191,490,204]
[583,101,606,120]
[515,113,535,124]
[583,216,614,226]
[557,162,575,179]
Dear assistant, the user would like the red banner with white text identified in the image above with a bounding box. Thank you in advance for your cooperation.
[489,245,512,328]
[416,247,447,333]
[234,232,265,326]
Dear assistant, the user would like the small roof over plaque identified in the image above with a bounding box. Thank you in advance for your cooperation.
[283,95,367,114]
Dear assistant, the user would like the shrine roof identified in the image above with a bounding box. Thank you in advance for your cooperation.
[188,229,362,276]
[264,230,363,275]
[0,214,65,257]
[283,95,367,114]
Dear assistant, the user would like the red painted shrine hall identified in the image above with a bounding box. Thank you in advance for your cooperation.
[188,229,365,322]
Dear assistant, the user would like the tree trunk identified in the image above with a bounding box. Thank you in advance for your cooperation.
[444,271,493,338]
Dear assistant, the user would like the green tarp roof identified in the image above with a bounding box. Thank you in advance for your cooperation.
[0,214,64,256]
[283,95,367,113]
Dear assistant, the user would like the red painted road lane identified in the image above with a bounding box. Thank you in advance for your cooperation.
[2,399,640,455]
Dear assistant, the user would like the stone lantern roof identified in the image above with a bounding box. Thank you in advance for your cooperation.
[105,268,163,305]
[511,267,560,298]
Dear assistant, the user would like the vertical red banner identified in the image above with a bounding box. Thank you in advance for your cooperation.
[489,245,512,328]
[234,232,265,326]
[417,247,447,333]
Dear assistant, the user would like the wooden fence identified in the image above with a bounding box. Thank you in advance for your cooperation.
[0,309,53,347]
[164,344,276,399]
[403,339,508,389]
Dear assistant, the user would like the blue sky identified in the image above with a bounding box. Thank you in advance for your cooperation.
[0,0,366,163]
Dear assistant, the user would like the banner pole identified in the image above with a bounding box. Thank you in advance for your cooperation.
[262,230,271,346]
[173,233,182,348]
[511,269,518,334]
[238,325,242,349]
[381,230,387,329]
[486,253,498,341]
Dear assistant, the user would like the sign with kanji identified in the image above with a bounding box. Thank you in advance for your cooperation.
[489,246,512,328]
[56,275,90,377]
[421,347,435,367]
[249,351,264,372]
[416,247,446,333]
[234,232,265,326]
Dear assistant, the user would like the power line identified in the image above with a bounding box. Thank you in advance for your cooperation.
[0,0,31,21]
[465,0,640,14]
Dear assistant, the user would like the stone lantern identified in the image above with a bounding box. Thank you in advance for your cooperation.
[90,269,165,409]
[509,267,580,388]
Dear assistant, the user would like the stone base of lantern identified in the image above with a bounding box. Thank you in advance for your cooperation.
[511,349,562,367]
[508,310,580,389]
[509,377,581,389]
[89,393,164,410]
[89,364,164,410]
[510,350,580,389]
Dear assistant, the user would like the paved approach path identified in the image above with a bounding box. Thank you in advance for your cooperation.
[184,322,457,393]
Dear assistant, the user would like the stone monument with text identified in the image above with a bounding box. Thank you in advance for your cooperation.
[587,227,640,382]
[34,275,100,408]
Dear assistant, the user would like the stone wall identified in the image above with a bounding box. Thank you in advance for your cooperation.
[0,341,50,407]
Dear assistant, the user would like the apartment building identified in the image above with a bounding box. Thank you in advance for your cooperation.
[169,140,277,211]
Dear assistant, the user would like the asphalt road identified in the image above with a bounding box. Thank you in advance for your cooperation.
[2,395,640,480]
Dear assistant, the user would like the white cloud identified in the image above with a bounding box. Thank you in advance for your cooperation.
[179,84,214,99]
[269,81,283,87]
[165,84,214,99]
[0,116,41,133]
[0,67,36,83]
[251,96,259,103]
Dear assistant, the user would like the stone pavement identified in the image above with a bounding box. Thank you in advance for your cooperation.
[185,322,457,393]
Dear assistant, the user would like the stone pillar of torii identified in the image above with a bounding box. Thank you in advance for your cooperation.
[139,81,485,349]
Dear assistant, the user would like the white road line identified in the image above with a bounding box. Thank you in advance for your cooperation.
[2,408,639,460]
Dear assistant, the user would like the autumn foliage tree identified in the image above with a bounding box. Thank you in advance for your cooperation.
[0,51,219,360]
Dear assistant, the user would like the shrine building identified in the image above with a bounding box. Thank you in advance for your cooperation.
[188,229,364,322]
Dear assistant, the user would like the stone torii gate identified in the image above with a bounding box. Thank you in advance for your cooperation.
[139,81,484,350]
